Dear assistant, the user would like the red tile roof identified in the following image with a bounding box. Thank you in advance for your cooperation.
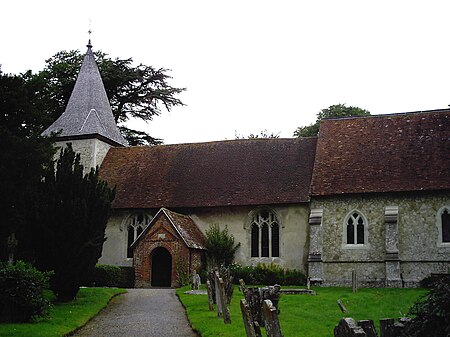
[132,208,206,250]
[100,138,317,209]
[310,109,450,196]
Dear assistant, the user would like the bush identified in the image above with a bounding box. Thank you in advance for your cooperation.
[92,265,135,288]
[230,263,306,286]
[0,261,51,323]
[205,224,240,267]
[403,276,450,337]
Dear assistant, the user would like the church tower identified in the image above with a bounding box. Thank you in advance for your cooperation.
[42,40,128,171]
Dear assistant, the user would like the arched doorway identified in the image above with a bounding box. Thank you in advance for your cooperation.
[151,247,172,287]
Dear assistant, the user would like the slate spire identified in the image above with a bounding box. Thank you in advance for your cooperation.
[42,41,128,146]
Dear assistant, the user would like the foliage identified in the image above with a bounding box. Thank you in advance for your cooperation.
[177,285,425,337]
[235,129,280,139]
[293,103,370,137]
[204,224,241,268]
[91,265,121,287]
[33,144,115,302]
[0,261,51,323]
[176,255,191,287]
[0,287,125,337]
[0,73,55,261]
[32,49,185,145]
[230,263,306,286]
[403,276,450,337]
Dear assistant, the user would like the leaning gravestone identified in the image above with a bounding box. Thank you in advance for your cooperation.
[239,279,281,327]
[240,299,262,337]
[334,317,366,337]
[262,300,283,337]
[206,280,214,311]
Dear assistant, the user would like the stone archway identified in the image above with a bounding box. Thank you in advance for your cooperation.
[151,247,172,287]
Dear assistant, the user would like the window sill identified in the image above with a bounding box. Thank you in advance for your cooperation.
[341,244,369,250]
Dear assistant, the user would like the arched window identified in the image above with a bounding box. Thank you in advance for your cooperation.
[437,206,450,246]
[344,211,367,246]
[123,213,152,258]
[249,208,280,258]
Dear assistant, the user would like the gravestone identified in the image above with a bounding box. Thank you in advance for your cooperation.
[262,300,283,337]
[218,277,231,324]
[334,318,366,337]
[239,279,281,327]
[358,320,377,337]
[206,280,214,311]
[192,271,201,290]
[352,270,358,293]
[240,299,262,337]
[337,299,347,313]
[214,271,223,317]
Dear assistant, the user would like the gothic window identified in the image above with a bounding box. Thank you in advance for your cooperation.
[124,213,152,258]
[442,210,450,243]
[344,211,366,246]
[437,206,450,246]
[249,208,280,258]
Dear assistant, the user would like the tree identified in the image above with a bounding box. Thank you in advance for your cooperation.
[0,73,55,261]
[204,224,241,268]
[34,144,115,302]
[235,129,280,139]
[403,276,450,337]
[30,49,185,145]
[293,103,370,137]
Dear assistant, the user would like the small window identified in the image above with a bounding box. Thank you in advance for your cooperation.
[249,208,281,258]
[442,210,450,243]
[437,207,450,246]
[344,211,367,247]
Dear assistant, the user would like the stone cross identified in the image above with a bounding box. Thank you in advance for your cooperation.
[262,300,283,337]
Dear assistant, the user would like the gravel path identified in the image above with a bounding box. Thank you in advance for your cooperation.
[71,288,197,337]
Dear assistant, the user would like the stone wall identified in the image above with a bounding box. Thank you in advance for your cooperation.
[309,192,450,287]
[100,203,310,274]
[55,138,112,173]
[189,204,310,272]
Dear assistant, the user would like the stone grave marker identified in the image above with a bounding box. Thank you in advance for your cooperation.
[240,299,262,337]
[218,277,231,324]
[206,280,214,311]
[262,299,283,337]
[334,317,366,337]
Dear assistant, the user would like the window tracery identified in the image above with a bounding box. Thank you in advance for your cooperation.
[250,208,280,258]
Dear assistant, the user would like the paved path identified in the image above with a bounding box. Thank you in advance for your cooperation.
[72,288,197,337]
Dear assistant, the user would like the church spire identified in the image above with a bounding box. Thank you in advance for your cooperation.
[42,40,128,147]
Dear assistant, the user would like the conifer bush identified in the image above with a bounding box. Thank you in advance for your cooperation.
[0,261,51,323]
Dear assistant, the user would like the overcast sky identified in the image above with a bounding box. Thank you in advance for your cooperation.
[2,1,450,144]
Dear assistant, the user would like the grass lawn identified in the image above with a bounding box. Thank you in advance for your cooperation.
[177,286,426,337]
[0,287,126,337]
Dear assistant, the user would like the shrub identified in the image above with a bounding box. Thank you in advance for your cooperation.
[0,261,51,323]
[403,276,450,337]
[205,224,240,268]
[230,263,306,286]
[92,265,135,288]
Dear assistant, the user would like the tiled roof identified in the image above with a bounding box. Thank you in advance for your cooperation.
[310,109,450,196]
[100,138,317,209]
[42,42,128,146]
[132,208,206,250]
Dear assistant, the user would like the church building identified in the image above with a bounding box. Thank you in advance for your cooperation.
[43,42,450,288]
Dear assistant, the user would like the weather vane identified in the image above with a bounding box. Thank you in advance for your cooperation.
[87,19,93,47]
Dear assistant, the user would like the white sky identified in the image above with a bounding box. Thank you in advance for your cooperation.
[2,0,450,144]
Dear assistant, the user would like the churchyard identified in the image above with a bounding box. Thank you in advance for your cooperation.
[177,285,426,337]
